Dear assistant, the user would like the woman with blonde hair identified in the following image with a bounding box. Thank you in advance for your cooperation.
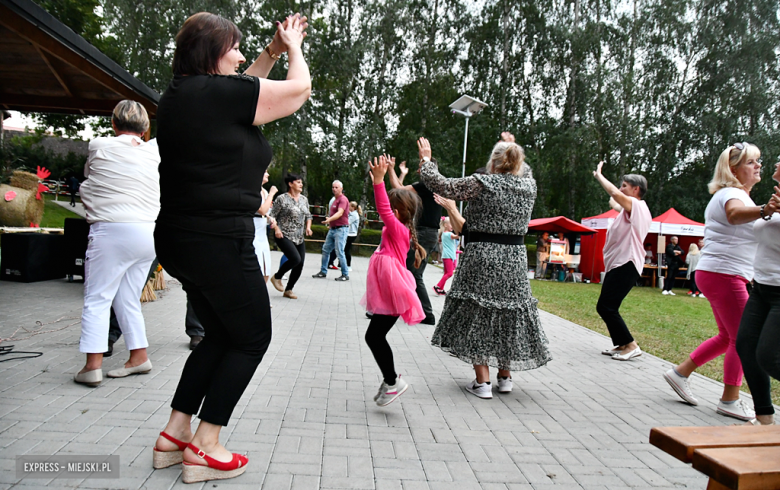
[685,243,702,297]
[664,142,779,421]
[417,135,551,399]
[75,100,159,387]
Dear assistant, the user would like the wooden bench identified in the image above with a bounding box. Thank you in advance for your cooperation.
[650,426,780,489]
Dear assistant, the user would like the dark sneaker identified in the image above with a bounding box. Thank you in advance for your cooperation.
[335,275,349,281]
[312,272,327,278]
[103,340,115,357]
[420,315,436,325]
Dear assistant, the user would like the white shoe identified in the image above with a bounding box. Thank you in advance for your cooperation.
[699,294,706,299]
[662,290,670,295]
[663,368,698,405]
[601,346,620,356]
[375,376,409,407]
[465,379,492,399]
[717,399,755,421]
[611,347,642,361]
[668,291,676,296]
[348,267,352,272]
[497,376,512,394]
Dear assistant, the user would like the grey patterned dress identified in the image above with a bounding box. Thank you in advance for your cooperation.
[419,161,551,371]
[269,193,312,245]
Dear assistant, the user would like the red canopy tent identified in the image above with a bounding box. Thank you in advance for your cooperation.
[579,210,618,283]
[646,208,705,268]
[527,216,598,234]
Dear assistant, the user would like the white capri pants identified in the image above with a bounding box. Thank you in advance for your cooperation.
[79,222,156,353]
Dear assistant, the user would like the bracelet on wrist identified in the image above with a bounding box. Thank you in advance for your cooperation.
[760,204,772,221]
[265,44,281,61]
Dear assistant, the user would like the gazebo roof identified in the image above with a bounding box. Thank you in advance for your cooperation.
[0,0,159,117]
[528,216,597,235]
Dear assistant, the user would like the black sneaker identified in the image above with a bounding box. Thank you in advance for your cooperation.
[189,335,203,350]
[420,315,436,325]
[312,272,327,278]
[335,275,349,281]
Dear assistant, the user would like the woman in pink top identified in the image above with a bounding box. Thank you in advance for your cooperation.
[361,156,425,407]
[593,162,652,361]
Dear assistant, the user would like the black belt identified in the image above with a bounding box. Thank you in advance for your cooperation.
[467,232,525,245]
[331,225,347,229]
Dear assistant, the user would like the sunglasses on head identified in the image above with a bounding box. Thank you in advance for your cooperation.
[732,142,748,151]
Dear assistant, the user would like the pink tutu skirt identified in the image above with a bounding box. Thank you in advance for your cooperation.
[360,254,425,325]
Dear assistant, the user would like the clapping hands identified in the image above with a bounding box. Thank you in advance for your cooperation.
[273,13,309,53]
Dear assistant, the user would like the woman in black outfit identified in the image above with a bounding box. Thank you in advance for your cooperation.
[151,12,310,483]
[269,173,313,299]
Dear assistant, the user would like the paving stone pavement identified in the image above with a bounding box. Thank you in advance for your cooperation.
[0,251,749,489]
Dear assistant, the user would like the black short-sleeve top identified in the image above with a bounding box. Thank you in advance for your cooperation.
[411,181,442,229]
[156,74,273,237]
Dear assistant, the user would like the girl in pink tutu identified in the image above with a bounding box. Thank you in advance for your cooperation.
[361,155,426,406]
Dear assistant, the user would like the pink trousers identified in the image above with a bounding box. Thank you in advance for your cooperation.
[436,258,456,289]
[690,270,749,386]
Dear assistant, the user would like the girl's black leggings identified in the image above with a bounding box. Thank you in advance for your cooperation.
[273,236,306,291]
[365,314,399,385]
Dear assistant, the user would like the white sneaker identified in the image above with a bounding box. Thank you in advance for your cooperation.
[663,368,698,405]
[348,267,352,272]
[699,294,706,299]
[717,399,755,421]
[375,376,409,407]
[465,379,492,399]
[668,291,676,296]
[662,290,670,295]
[497,376,512,394]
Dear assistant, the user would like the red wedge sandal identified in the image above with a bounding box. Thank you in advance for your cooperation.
[181,443,248,483]
[152,431,188,469]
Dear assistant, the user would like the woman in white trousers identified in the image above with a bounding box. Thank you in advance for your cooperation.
[75,100,160,386]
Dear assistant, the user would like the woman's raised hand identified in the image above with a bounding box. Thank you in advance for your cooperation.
[417,137,432,161]
[369,156,389,184]
[500,132,515,143]
[434,194,456,213]
[593,160,604,178]
[275,13,308,52]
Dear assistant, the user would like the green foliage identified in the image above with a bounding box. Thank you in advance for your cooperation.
[24,0,780,221]
[39,194,83,228]
[0,134,85,184]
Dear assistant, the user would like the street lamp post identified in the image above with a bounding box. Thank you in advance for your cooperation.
[449,95,488,213]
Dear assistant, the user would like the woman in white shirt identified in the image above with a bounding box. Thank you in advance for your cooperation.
[74,100,160,386]
[736,161,780,425]
[685,243,702,297]
[345,201,361,272]
[664,143,779,421]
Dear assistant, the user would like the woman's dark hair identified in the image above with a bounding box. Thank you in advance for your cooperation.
[284,173,303,189]
[172,12,242,76]
[388,188,427,268]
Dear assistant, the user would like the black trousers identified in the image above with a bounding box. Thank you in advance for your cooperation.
[155,225,272,426]
[365,314,400,385]
[689,270,700,294]
[596,262,639,346]
[664,262,680,291]
[345,235,357,267]
[273,236,306,291]
[736,281,780,416]
[406,226,438,321]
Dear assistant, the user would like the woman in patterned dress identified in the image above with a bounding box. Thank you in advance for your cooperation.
[417,136,551,399]
[269,173,313,299]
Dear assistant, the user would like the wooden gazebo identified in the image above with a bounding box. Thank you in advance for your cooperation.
[0,0,159,118]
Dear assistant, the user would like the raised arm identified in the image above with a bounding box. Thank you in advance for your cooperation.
[257,186,278,216]
[593,161,633,214]
[386,155,415,192]
[416,137,484,201]
[244,15,308,79]
[252,15,311,126]
[434,194,465,235]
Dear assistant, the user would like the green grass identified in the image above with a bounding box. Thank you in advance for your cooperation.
[39,194,82,228]
[530,280,779,404]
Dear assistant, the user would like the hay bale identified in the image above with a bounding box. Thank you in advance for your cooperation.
[0,185,44,227]
[10,171,39,192]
